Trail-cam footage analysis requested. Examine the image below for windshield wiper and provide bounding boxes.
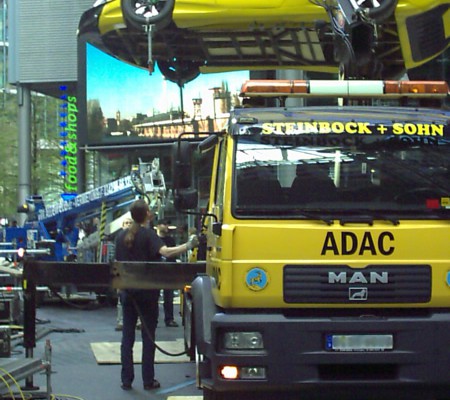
[338,210,399,226]
[235,207,334,225]
[296,210,334,225]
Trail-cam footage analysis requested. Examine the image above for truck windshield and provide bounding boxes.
[232,119,450,220]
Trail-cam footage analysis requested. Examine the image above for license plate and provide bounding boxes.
[326,334,393,352]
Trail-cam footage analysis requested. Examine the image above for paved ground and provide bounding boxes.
[12,295,201,400]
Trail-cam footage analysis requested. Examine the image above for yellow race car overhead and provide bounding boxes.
[80,0,449,84]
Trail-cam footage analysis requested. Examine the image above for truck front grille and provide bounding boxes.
[283,264,431,304]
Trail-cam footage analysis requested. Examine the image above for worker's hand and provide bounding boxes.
[186,235,199,250]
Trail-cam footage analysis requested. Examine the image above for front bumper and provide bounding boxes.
[201,310,450,399]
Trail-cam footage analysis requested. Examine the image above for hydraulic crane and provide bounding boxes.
[4,158,166,262]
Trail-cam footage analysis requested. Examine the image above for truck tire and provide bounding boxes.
[182,290,196,361]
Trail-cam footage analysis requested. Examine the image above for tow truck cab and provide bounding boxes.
[174,80,450,400]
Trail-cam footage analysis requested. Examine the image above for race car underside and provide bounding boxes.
[78,0,450,85]
[96,18,405,86]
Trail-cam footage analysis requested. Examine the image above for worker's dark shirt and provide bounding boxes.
[159,235,176,262]
[115,226,164,262]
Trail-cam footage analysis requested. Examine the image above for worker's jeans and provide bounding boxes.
[163,289,174,323]
[120,289,159,386]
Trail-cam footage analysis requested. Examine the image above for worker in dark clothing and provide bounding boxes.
[156,219,178,327]
[114,199,198,391]
[115,217,133,331]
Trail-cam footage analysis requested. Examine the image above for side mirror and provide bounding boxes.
[172,140,192,190]
[174,188,198,210]
[198,134,218,154]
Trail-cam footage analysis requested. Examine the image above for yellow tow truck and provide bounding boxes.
[173,79,450,400]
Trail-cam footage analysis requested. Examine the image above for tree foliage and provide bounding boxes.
[31,94,65,203]
[0,92,20,220]
[0,91,63,221]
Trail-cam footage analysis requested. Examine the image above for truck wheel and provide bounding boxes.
[195,346,204,388]
[121,0,175,30]
[182,291,195,361]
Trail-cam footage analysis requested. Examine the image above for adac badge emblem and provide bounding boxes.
[245,268,269,291]
[446,271,450,287]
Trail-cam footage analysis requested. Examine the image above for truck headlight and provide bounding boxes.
[222,331,264,350]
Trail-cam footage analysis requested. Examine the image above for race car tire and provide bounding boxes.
[121,0,175,30]
[157,59,201,86]
[365,0,398,23]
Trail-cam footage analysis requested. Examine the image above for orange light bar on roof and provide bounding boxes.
[384,81,449,96]
[240,80,450,98]
[241,80,309,96]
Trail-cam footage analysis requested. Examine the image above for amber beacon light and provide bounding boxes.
[240,80,450,99]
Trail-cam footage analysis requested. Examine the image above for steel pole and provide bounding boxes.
[17,84,32,226]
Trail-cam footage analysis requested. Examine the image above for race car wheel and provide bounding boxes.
[121,0,175,30]
[355,0,398,23]
[157,59,201,86]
